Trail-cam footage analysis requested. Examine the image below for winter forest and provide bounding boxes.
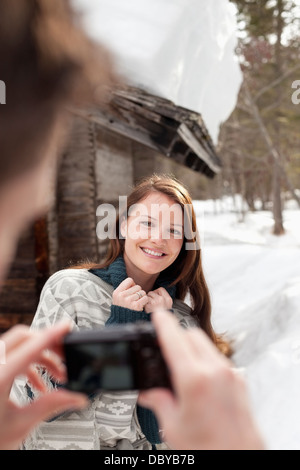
[215,0,300,235]
[200,0,300,450]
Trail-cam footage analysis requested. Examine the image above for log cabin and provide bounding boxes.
[0,86,221,332]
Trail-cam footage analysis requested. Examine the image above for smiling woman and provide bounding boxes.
[120,192,185,293]
[12,174,231,451]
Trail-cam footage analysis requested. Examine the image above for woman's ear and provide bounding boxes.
[120,217,127,239]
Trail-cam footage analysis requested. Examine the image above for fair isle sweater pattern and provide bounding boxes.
[11,268,197,450]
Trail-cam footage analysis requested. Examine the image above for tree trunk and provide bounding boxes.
[272,0,285,235]
[272,159,285,234]
[281,170,300,207]
[244,81,285,234]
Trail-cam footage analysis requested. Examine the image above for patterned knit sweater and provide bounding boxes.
[11,268,197,450]
[89,255,177,446]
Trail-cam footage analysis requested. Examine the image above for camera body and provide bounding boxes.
[63,322,172,394]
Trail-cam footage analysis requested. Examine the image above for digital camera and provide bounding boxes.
[63,322,172,394]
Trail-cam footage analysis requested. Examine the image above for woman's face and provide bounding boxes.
[121,191,184,277]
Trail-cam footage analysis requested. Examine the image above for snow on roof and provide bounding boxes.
[72,0,243,144]
[74,85,222,178]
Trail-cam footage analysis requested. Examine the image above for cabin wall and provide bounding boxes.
[0,227,38,332]
[95,127,134,260]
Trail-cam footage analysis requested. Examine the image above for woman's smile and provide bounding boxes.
[140,247,166,258]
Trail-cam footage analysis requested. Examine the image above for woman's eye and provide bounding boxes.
[170,228,182,236]
[140,220,152,227]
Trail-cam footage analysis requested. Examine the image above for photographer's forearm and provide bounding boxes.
[139,310,265,451]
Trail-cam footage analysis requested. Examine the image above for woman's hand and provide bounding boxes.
[112,278,148,311]
[144,287,173,314]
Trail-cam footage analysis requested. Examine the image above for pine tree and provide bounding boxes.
[220,0,300,234]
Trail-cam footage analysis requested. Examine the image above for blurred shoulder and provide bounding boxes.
[45,268,98,284]
[40,268,113,297]
[172,298,197,328]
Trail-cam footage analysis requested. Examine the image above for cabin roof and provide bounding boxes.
[73,85,222,179]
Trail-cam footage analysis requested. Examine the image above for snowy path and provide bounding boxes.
[195,200,300,450]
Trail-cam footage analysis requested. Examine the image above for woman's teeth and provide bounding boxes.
[142,248,164,257]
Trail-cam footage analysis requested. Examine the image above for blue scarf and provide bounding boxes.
[89,255,176,445]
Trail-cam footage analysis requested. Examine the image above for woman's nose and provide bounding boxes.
[151,227,166,243]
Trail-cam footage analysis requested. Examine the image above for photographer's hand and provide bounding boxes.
[0,321,88,450]
[144,288,173,314]
[138,310,265,450]
[112,278,149,312]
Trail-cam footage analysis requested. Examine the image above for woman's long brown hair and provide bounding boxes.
[76,174,231,357]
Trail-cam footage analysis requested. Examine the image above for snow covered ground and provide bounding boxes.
[194,197,300,450]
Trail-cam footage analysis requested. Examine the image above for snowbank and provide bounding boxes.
[196,198,300,450]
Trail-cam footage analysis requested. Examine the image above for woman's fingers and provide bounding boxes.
[113,278,150,311]
[114,277,136,292]
[145,288,173,312]
[128,289,146,300]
